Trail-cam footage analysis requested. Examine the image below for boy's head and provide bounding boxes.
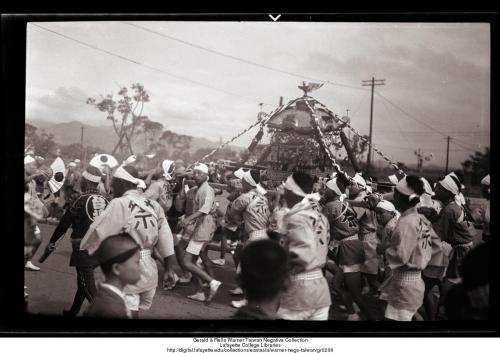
[238,239,290,302]
[96,233,141,285]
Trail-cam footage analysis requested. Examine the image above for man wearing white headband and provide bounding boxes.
[432,172,474,293]
[472,174,490,243]
[143,160,176,214]
[322,175,375,321]
[373,200,401,303]
[277,172,331,320]
[375,200,400,254]
[80,164,178,318]
[381,175,433,321]
[178,163,221,303]
[226,169,271,308]
[348,173,380,293]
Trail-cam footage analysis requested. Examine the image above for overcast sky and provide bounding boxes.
[26,21,490,169]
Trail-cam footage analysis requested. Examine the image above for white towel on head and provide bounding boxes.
[481,174,490,186]
[113,165,146,189]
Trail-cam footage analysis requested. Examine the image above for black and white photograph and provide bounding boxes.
[6,14,495,337]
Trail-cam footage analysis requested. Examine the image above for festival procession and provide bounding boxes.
[24,22,490,321]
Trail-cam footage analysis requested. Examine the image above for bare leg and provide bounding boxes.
[199,246,215,278]
[183,253,213,283]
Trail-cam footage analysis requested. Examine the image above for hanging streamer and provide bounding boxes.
[303,98,360,188]
[188,97,303,169]
[313,99,406,175]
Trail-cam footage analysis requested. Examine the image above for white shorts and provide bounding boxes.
[124,288,156,311]
[186,239,206,256]
[278,305,330,321]
[340,264,361,273]
[384,304,416,321]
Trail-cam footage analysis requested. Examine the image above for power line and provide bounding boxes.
[121,21,369,92]
[450,139,483,153]
[379,92,416,152]
[30,23,276,107]
[375,91,479,150]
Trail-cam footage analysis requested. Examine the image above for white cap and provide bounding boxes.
[24,155,36,165]
[376,200,396,213]
[68,162,77,167]
[74,159,81,163]
[193,163,209,174]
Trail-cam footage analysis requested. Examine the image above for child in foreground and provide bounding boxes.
[84,233,141,319]
[233,239,290,320]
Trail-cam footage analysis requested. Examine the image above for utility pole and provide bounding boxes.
[346,108,351,141]
[362,77,385,175]
[445,136,451,174]
[279,96,283,106]
[80,125,84,162]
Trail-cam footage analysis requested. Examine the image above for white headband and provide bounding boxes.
[326,178,347,202]
[352,173,367,188]
[193,163,209,174]
[234,168,245,179]
[395,177,419,201]
[481,174,490,186]
[242,170,257,187]
[113,165,146,189]
[256,183,267,195]
[82,170,102,183]
[439,175,460,196]
[420,177,434,196]
[24,155,35,165]
[123,155,137,166]
[162,160,175,181]
[283,175,307,197]
[388,175,399,185]
[376,200,396,213]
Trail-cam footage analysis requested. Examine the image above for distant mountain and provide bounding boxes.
[26,119,243,155]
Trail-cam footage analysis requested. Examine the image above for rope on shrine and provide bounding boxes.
[303,97,364,188]
[311,98,407,176]
[188,97,302,169]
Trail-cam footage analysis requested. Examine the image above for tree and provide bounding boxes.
[461,147,490,185]
[157,130,193,161]
[140,120,164,152]
[25,124,58,158]
[87,83,150,159]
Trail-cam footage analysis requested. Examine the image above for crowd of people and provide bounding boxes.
[23,152,490,321]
